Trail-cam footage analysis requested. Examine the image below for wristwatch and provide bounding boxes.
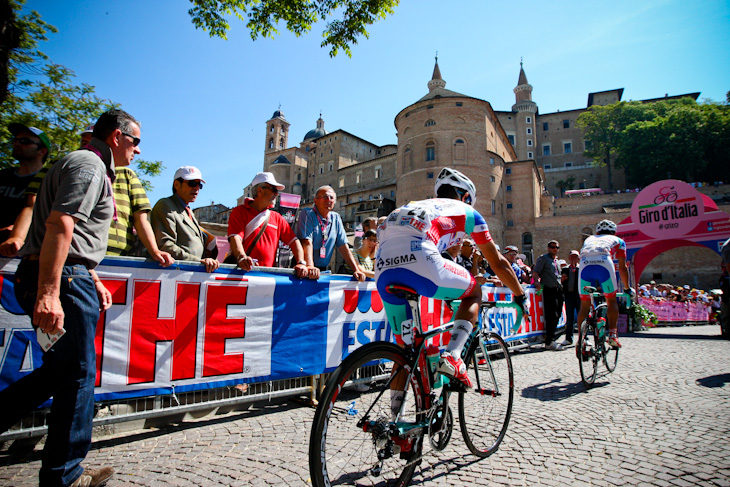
[296,260,308,266]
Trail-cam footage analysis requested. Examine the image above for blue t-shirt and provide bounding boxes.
[295,207,347,268]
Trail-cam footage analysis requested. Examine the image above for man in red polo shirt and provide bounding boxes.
[228,172,314,278]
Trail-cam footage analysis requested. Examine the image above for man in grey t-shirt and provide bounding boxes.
[0,109,141,487]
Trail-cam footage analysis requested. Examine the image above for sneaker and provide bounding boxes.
[545,341,562,351]
[437,353,473,388]
[561,339,573,347]
[70,466,115,487]
[608,336,622,349]
[478,358,487,365]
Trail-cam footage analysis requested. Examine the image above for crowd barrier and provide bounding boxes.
[0,257,561,440]
[638,296,710,323]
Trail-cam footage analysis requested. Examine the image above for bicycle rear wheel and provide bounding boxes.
[458,331,514,458]
[604,343,619,372]
[578,320,599,387]
[309,342,424,487]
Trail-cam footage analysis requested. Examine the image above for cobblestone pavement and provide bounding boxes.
[2,324,730,486]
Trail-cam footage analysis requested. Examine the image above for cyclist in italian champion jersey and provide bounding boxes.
[576,219,634,349]
[375,168,528,389]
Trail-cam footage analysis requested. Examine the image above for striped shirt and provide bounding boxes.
[106,167,151,256]
[25,159,54,196]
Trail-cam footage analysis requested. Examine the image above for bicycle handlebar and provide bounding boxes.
[482,300,529,334]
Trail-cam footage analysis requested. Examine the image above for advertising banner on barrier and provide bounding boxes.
[1,257,558,402]
[638,296,709,322]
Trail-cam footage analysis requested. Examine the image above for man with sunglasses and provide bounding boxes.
[1,109,143,487]
[228,172,313,278]
[150,166,219,272]
[533,239,565,350]
[0,123,51,243]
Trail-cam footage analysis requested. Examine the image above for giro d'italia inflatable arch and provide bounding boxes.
[616,180,730,284]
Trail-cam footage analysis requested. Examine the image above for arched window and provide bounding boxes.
[425,142,435,163]
[269,138,274,149]
[522,233,533,264]
[269,125,274,133]
[279,138,284,149]
[404,145,413,172]
[453,138,466,161]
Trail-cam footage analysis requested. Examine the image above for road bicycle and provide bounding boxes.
[576,287,631,388]
[309,284,527,487]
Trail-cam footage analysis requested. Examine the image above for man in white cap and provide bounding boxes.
[227,172,313,278]
[150,166,219,272]
[503,245,529,283]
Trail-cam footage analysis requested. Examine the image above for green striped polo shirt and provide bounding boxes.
[106,167,151,256]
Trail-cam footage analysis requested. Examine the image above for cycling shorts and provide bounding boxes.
[375,237,476,337]
[578,253,618,301]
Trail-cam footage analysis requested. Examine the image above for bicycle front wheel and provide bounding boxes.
[309,342,424,487]
[458,331,514,458]
[578,320,599,387]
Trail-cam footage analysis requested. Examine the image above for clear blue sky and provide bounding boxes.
[23,0,730,209]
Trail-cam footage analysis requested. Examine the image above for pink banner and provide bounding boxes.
[638,296,710,322]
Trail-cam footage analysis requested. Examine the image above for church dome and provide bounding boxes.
[272,109,285,119]
[303,127,327,142]
[303,114,327,142]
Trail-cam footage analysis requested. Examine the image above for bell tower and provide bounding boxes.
[265,106,290,153]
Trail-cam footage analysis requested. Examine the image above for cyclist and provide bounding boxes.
[576,219,634,349]
[375,168,528,389]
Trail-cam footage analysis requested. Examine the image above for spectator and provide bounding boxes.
[150,166,219,272]
[227,172,311,278]
[0,123,50,243]
[295,185,364,281]
[441,242,461,262]
[561,250,580,346]
[720,237,730,338]
[106,132,174,267]
[459,237,484,277]
[533,240,565,350]
[80,124,94,147]
[345,229,377,279]
[0,109,141,487]
[353,216,377,255]
[504,245,529,284]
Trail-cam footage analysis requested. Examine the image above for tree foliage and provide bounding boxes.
[577,98,730,188]
[188,0,400,57]
[0,0,163,188]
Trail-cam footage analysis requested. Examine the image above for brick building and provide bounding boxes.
[241,59,725,287]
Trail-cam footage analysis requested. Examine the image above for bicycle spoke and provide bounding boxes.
[310,342,424,487]
[459,332,514,458]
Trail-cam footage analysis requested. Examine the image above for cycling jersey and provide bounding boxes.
[375,198,491,337]
[579,234,627,300]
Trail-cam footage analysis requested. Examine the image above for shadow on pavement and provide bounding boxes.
[624,331,726,341]
[696,373,730,388]
[520,377,608,401]
[0,398,306,467]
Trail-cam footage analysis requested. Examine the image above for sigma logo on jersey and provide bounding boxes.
[376,254,417,270]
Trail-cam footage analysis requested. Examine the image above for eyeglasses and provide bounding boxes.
[122,132,141,146]
[548,245,559,249]
[263,185,279,194]
[462,243,472,248]
[13,137,42,146]
[366,238,378,243]
[185,180,203,189]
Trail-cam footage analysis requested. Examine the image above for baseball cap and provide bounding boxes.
[174,166,206,183]
[503,245,518,253]
[80,124,94,135]
[9,123,51,151]
[570,250,580,256]
[250,172,284,190]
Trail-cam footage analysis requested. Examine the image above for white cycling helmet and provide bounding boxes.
[595,219,617,234]
[434,167,477,206]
